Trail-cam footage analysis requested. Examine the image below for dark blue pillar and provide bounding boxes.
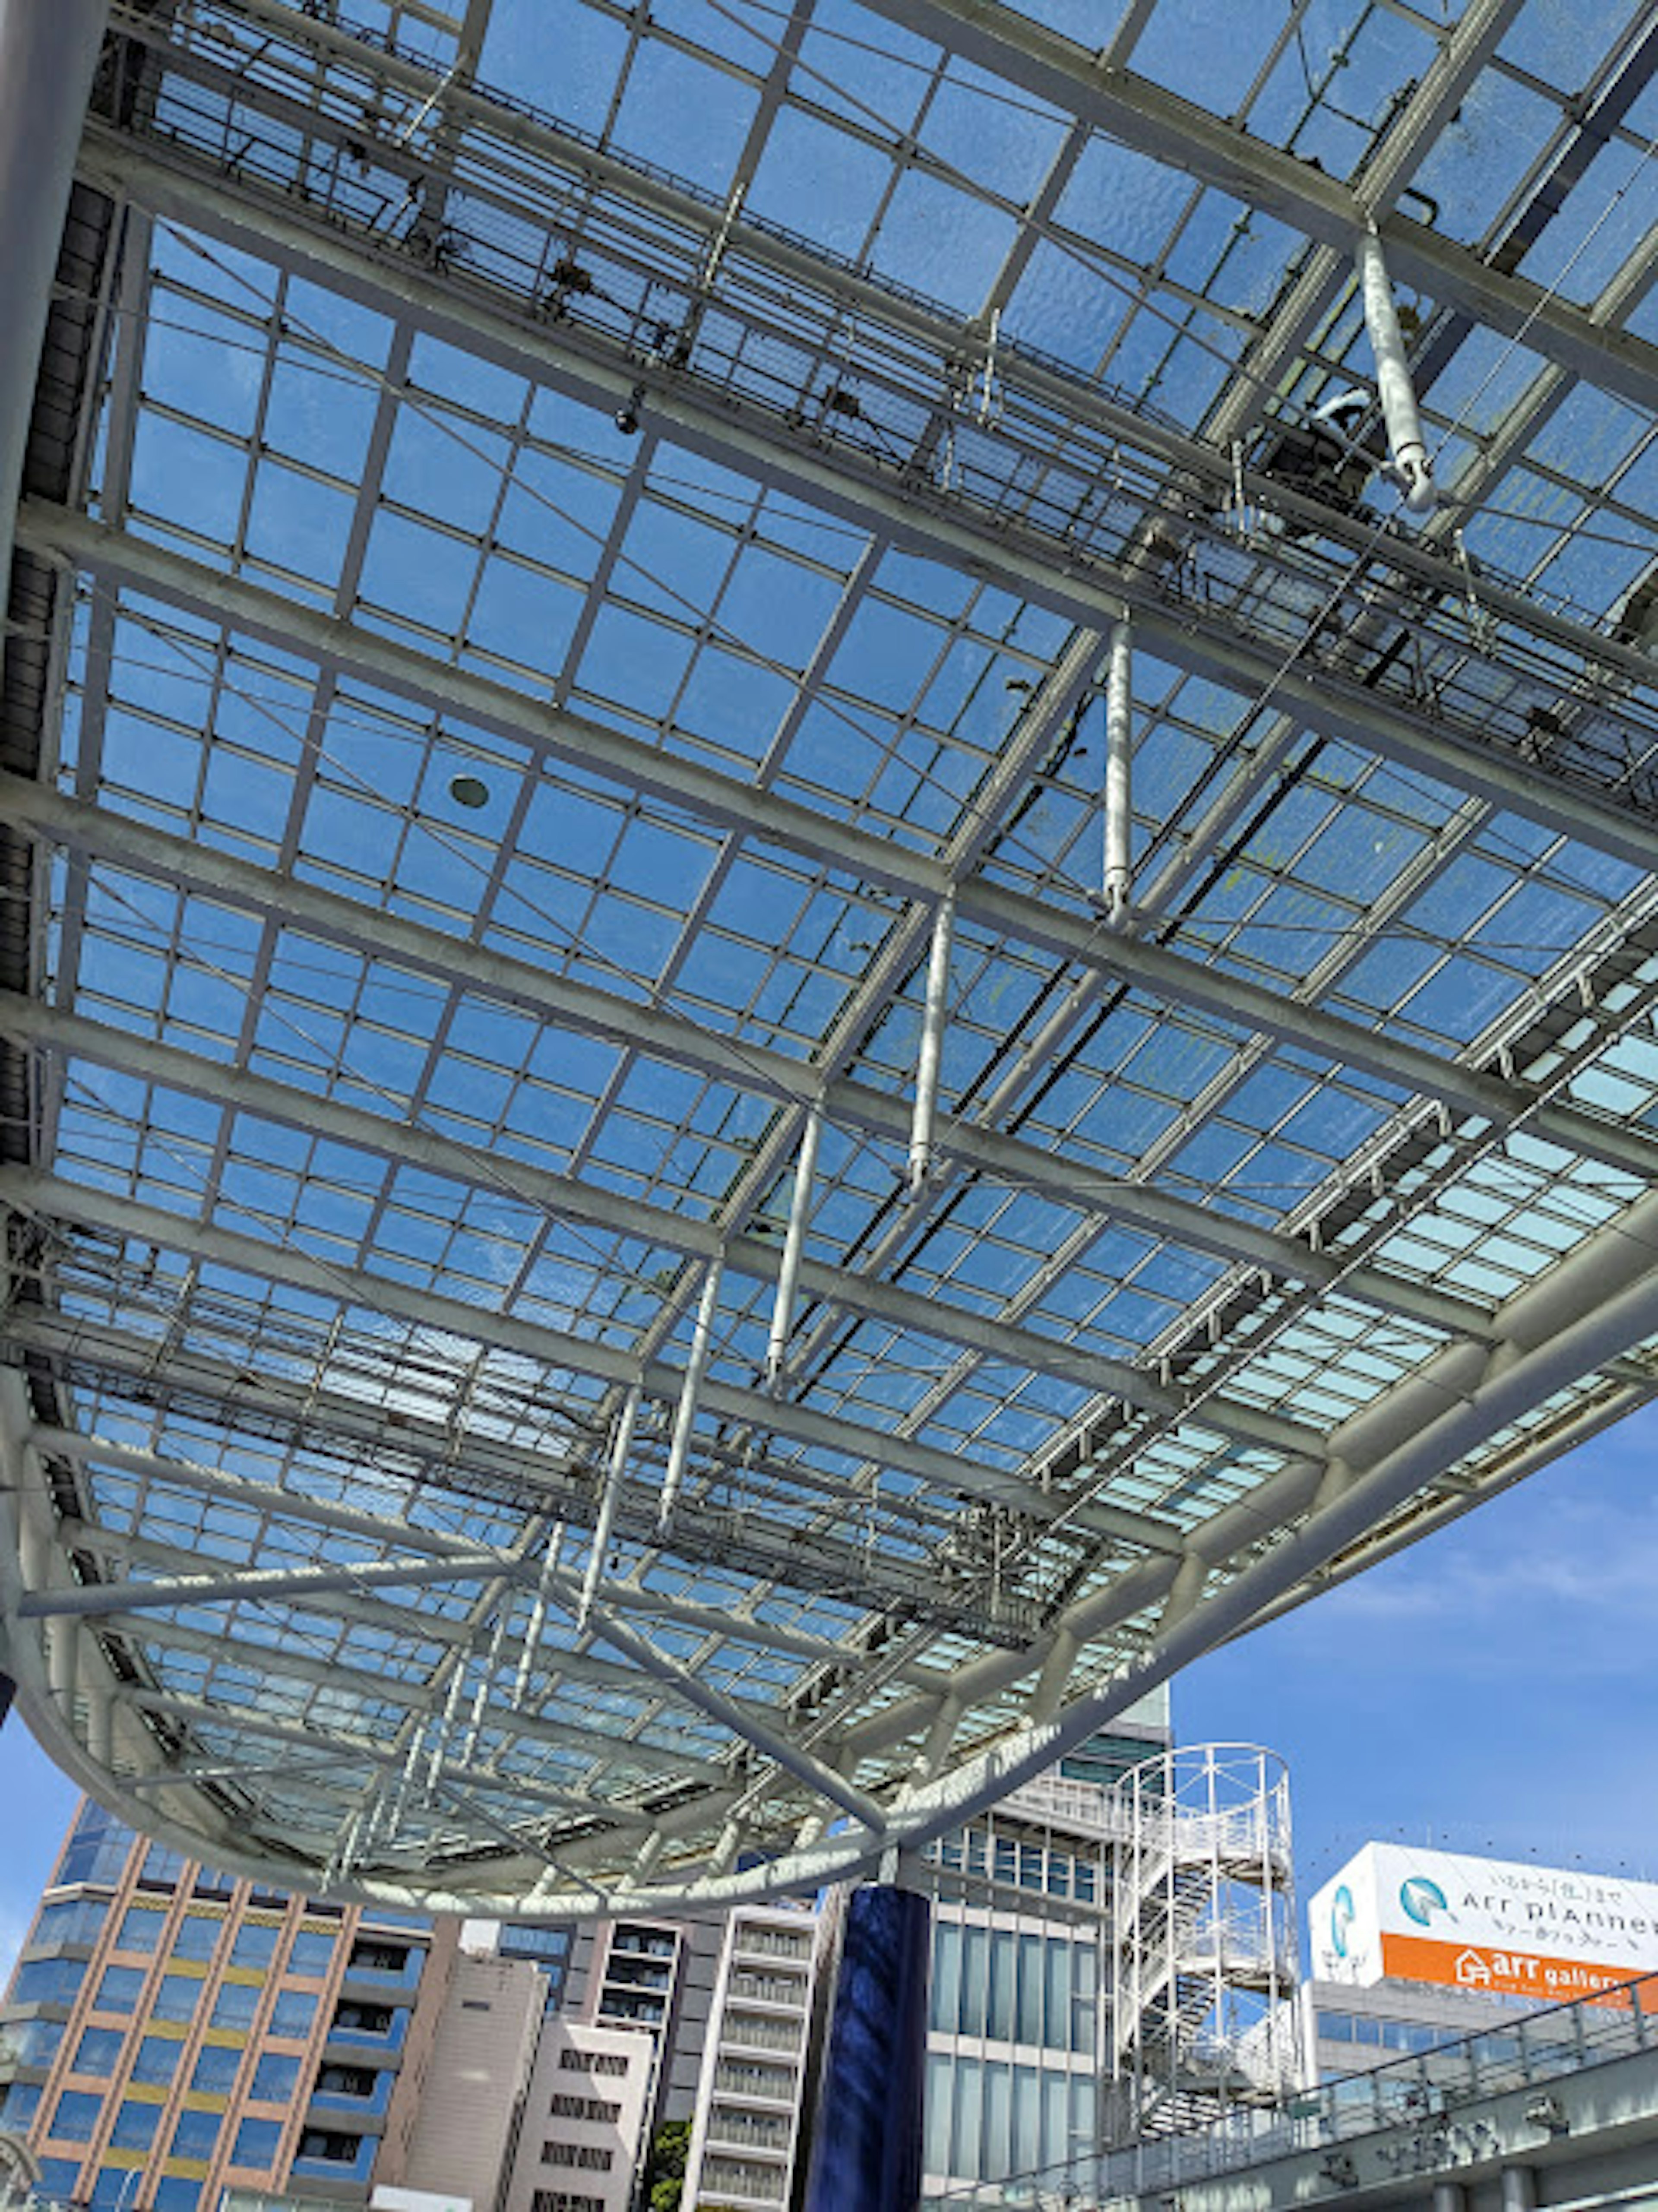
[803,1883,931,2212]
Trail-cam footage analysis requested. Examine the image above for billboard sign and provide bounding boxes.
[1308,1843,1658,2006]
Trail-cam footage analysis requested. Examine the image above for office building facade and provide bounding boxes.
[0,1801,454,2212]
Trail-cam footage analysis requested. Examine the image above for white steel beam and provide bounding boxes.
[16,1544,512,1620]
[0,779,1510,1337]
[37,147,1658,878]
[18,524,1658,1189]
[852,0,1658,416]
[0,1162,1143,1541]
[584,1600,888,1833]
[4,992,1310,1453]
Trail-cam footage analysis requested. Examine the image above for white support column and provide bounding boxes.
[0,0,109,620]
[658,1262,722,1533]
[578,1384,640,1629]
[907,890,955,1201]
[1101,620,1133,925]
[511,1519,563,1711]
[1358,228,1436,516]
[765,1105,823,1392]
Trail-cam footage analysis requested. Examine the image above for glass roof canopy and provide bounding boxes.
[2,0,1658,1912]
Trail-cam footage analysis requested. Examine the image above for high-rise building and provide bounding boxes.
[499,2020,655,2212]
[386,1953,544,2211]
[677,1905,826,2212]
[0,1801,458,2212]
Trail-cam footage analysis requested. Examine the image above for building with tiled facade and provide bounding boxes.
[0,1801,453,2212]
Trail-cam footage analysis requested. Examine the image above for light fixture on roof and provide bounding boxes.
[1357,227,1436,516]
[448,773,489,809]
[615,383,645,436]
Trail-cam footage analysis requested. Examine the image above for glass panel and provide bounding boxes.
[50,2090,104,2142]
[115,1906,166,1954]
[152,1974,201,2025]
[269,1989,318,2038]
[95,1965,147,2015]
[230,1924,280,1970]
[56,1804,131,1888]
[231,2119,283,2171]
[288,1930,336,1975]
[168,2108,221,2161]
[190,2044,243,2095]
[250,2053,300,2102]
[14,1957,89,2007]
[170,1915,221,1962]
[131,2035,183,2088]
[73,2026,127,2077]
[111,2102,161,2152]
[210,1981,261,2031]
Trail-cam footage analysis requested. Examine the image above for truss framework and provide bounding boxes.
[1,0,1657,1911]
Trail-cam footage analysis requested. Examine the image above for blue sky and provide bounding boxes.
[2,1397,1654,1985]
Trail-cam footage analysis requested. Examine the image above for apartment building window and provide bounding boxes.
[2,2017,65,2067]
[703,2157,785,2202]
[170,1914,222,1962]
[49,2090,102,2142]
[211,1982,262,2032]
[288,1930,336,1975]
[14,1957,88,2007]
[0,2080,39,2132]
[712,2058,793,2100]
[736,1927,812,1962]
[153,1972,203,2025]
[315,2061,377,2098]
[547,2093,621,2123]
[231,1923,281,1970]
[169,2108,222,2161]
[32,1897,111,1949]
[298,2128,366,2163]
[56,1804,129,1887]
[138,1843,188,1890]
[251,2053,301,2101]
[71,2026,125,2077]
[110,2101,161,2152]
[94,1964,144,2013]
[348,1939,410,1975]
[542,2141,613,2171]
[232,2118,284,2170]
[530,2193,604,2212]
[558,2048,630,2077]
[721,2011,800,2054]
[130,2035,183,2088]
[114,1904,165,1953]
[269,1989,318,2038]
[707,2108,791,2152]
[191,2044,244,2094]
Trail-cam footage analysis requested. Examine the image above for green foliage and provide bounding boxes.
[643,2117,691,2211]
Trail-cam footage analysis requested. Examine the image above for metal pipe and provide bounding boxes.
[0,0,110,639]
[907,891,955,1200]
[1358,228,1435,515]
[511,1520,563,1711]
[17,1545,509,1620]
[765,1106,823,1391]
[578,1384,640,1629]
[658,1264,722,1532]
[1102,620,1133,924]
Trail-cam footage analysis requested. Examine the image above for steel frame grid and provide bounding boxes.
[1,0,1657,1913]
